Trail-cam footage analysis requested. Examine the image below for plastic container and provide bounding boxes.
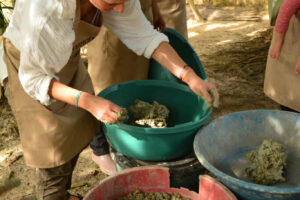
[98,80,211,161]
[83,166,237,200]
[149,28,207,82]
[194,110,300,200]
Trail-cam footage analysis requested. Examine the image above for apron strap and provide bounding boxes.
[91,9,101,26]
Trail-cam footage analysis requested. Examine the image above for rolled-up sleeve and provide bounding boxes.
[5,0,75,106]
[102,0,169,58]
[18,53,58,106]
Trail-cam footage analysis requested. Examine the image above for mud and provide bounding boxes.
[245,140,287,185]
[118,190,190,200]
[129,100,169,128]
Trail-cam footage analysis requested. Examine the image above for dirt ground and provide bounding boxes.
[0,5,279,200]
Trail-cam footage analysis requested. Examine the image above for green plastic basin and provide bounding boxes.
[98,80,212,161]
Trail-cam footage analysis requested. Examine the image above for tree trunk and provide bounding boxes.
[188,0,204,22]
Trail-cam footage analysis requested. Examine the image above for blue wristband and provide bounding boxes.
[75,91,83,108]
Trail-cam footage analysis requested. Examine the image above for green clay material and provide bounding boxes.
[245,139,287,185]
[118,190,190,200]
[129,100,169,128]
[208,88,219,108]
[116,107,129,122]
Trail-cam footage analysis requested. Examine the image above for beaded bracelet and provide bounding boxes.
[75,91,83,108]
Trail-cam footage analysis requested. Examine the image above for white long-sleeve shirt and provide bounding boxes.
[1,0,168,105]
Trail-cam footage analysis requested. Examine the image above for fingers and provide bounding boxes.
[115,107,129,122]
[196,89,212,109]
[99,107,129,125]
[208,88,220,108]
[153,16,166,32]
[98,106,119,124]
[196,87,219,109]
[154,22,165,32]
[99,112,118,125]
[270,49,279,60]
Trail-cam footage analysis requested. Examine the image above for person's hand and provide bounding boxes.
[295,54,300,74]
[182,68,219,108]
[269,43,282,60]
[270,31,285,60]
[80,94,122,124]
[152,0,166,32]
[153,13,166,32]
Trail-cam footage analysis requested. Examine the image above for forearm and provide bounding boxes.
[48,79,93,111]
[151,42,187,79]
[152,42,219,107]
[152,0,158,12]
[274,31,285,46]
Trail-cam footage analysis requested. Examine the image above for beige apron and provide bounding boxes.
[3,0,101,168]
[264,15,300,111]
[87,0,153,94]
[157,0,188,39]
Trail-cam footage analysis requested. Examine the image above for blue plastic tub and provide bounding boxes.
[194,110,300,200]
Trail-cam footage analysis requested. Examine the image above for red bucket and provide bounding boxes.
[84,166,237,200]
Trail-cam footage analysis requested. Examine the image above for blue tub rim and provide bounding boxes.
[193,109,300,194]
[98,80,212,135]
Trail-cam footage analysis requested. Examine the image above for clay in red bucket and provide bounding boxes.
[83,166,237,200]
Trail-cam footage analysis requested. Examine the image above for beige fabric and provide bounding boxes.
[3,0,100,168]
[157,0,188,39]
[87,0,153,95]
[264,15,300,111]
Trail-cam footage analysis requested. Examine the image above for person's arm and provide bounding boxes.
[151,0,166,32]
[102,0,218,107]
[275,0,300,34]
[152,42,219,107]
[269,31,285,60]
[48,79,121,123]
[270,0,300,60]
[15,1,122,124]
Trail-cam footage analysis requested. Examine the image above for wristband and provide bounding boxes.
[182,67,192,82]
[75,91,83,108]
[179,65,188,80]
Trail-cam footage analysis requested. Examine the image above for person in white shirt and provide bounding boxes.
[88,0,189,176]
[2,0,218,199]
[87,0,167,176]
